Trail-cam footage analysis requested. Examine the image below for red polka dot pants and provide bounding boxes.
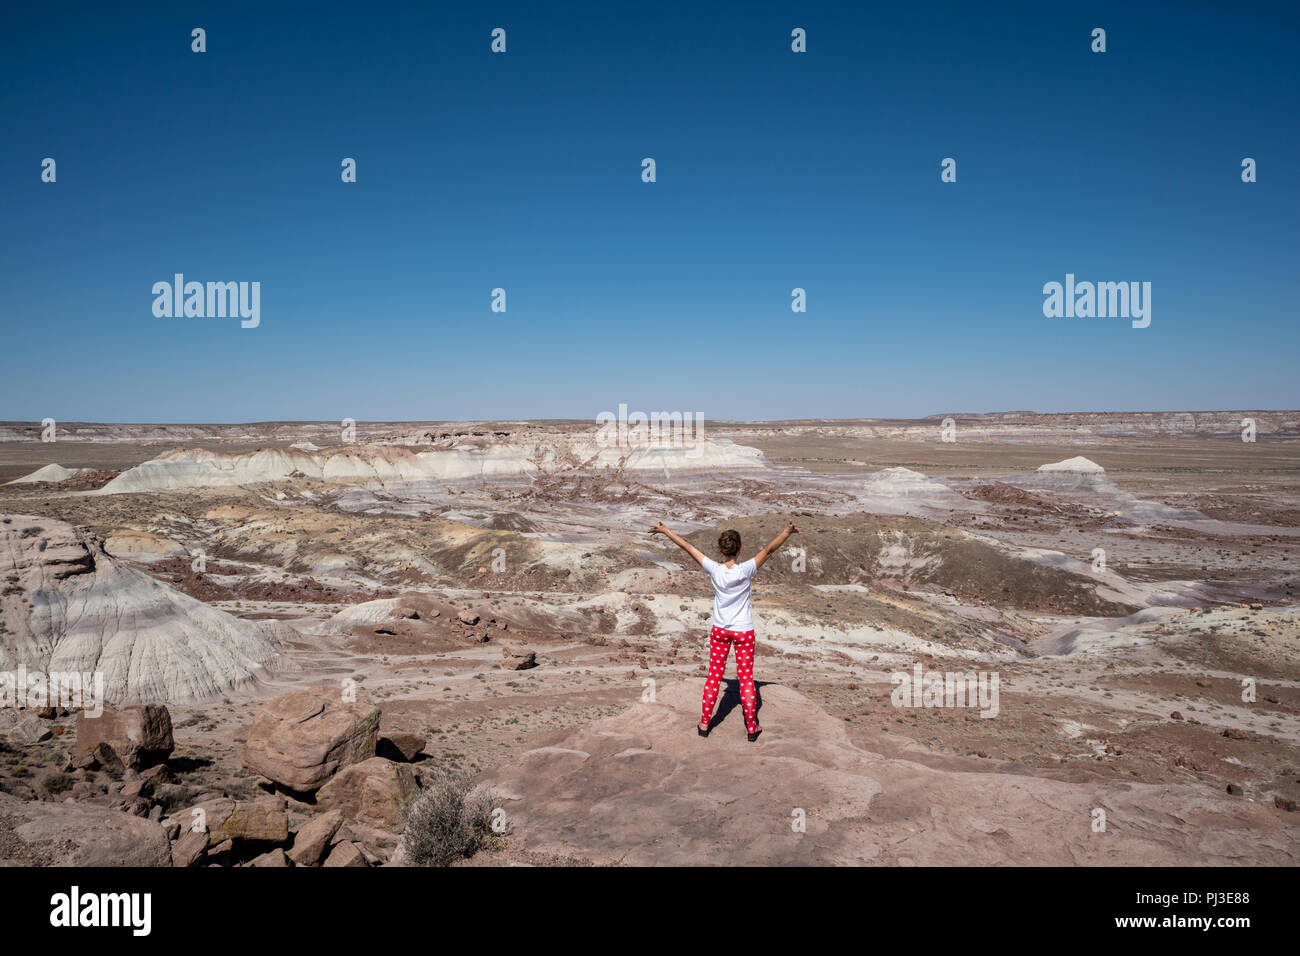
[701,625,758,734]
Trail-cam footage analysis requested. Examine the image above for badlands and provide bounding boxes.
[0,411,1297,866]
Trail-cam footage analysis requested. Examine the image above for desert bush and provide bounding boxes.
[401,769,497,867]
[40,770,73,794]
[224,777,256,800]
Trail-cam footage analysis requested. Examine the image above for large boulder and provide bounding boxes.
[75,704,173,770]
[0,791,171,866]
[501,644,537,671]
[243,688,380,792]
[317,757,420,831]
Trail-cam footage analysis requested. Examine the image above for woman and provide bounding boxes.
[649,520,799,741]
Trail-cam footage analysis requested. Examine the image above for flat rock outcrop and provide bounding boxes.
[0,792,172,866]
[476,680,1300,866]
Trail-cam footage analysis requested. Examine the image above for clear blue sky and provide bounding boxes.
[2,1,1297,422]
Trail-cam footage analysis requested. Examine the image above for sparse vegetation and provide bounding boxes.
[400,769,497,867]
[40,770,73,794]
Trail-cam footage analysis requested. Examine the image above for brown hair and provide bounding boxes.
[718,529,741,558]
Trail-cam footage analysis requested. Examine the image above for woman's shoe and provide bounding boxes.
[698,723,711,737]
[747,727,762,742]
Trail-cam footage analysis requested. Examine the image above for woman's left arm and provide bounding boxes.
[649,521,707,567]
[753,521,799,570]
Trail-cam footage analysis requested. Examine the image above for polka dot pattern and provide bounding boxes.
[700,625,759,735]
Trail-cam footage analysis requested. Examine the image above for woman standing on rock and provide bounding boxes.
[648,520,799,742]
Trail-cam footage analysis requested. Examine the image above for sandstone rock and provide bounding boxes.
[221,799,288,844]
[247,848,290,867]
[317,757,420,831]
[501,645,537,670]
[167,796,289,848]
[0,791,171,866]
[475,680,1300,866]
[76,704,174,770]
[457,610,480,625]
[65,747,99,771]
[288,809,345,866]
[377,732,425,762]
[243,688,380,792]
[140,764,175,785]
[120,779,152,799]
[322,841,367,867]
[92,742,126,775]
[171,827,208,867]
[121,797,151,818]
[70,781,98,800]
[9,715,51,744]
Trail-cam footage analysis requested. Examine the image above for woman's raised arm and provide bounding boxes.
[648,521,707,567]
[753,521,799,570]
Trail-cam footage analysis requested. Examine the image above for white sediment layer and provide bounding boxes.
[861,467,952,496]
[7,464,93,485]
[1038,456,1105,473]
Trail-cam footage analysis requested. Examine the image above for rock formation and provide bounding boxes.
[0,515,280,704]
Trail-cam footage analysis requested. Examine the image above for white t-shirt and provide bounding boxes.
[700,556,758,630]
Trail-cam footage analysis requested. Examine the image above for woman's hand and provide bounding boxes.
[786,521,800,535]
[649,522,668,535]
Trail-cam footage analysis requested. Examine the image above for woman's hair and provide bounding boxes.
[718,529,741,558]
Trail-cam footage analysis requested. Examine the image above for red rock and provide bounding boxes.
[76,705,174,770]
[243,688,380,792]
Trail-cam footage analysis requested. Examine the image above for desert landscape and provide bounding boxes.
[0,411,1296,867]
